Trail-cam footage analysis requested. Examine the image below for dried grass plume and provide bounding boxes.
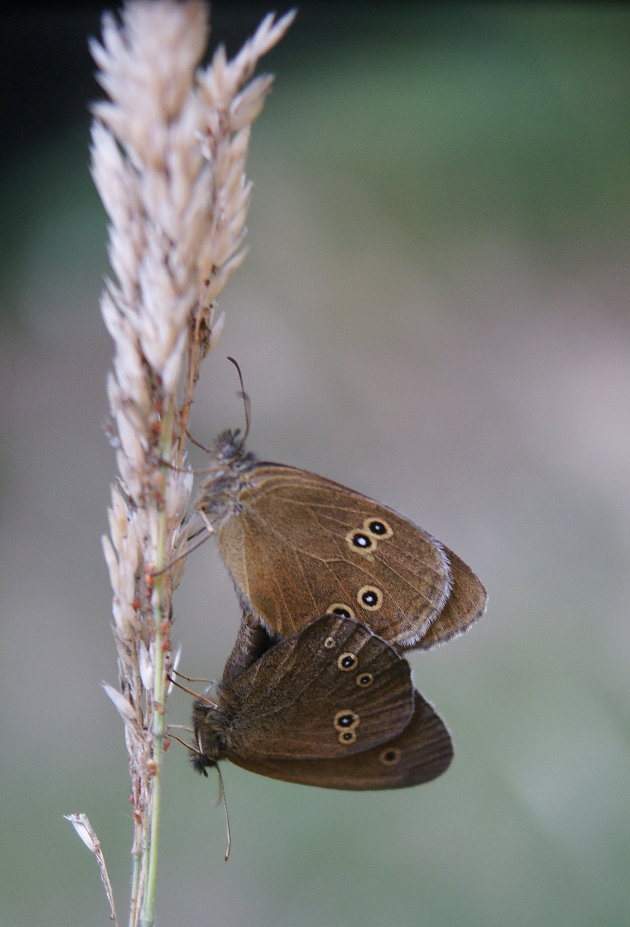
[65,3,295,924]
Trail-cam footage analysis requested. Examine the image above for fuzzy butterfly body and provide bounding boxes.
[192,614,453,790]
[197,430,487,652]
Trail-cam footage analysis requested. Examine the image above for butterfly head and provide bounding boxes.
[210,429,256,469]
[190,750,215,776]
[191,699,230,775]
[202,357,256,476]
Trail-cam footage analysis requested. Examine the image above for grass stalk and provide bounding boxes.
[65,3,295,924]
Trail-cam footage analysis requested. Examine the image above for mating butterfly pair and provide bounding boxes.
[188,430,486,791]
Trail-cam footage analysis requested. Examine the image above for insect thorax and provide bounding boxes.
[196,429,257,524]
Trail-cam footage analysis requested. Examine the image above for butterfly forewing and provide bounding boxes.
[215,465,457,649]
[221,614,415,762]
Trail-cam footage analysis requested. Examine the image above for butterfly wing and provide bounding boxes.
[220,611,279,685]
[235,691,453,790]
[417,549,487,649]
[220,614,415,764]
[214,464,485,651]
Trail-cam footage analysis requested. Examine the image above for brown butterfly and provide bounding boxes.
[191,613,453,790]
[196,430,487,653]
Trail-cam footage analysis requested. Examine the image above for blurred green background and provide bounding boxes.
[1,3,629,926]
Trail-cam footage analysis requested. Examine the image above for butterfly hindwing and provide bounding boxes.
[416,548,487,649]
[234,692,453,790]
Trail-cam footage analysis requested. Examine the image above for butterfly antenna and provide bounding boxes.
[213,763,232,862]
[165,722,232,860]
[227,356,251,447]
